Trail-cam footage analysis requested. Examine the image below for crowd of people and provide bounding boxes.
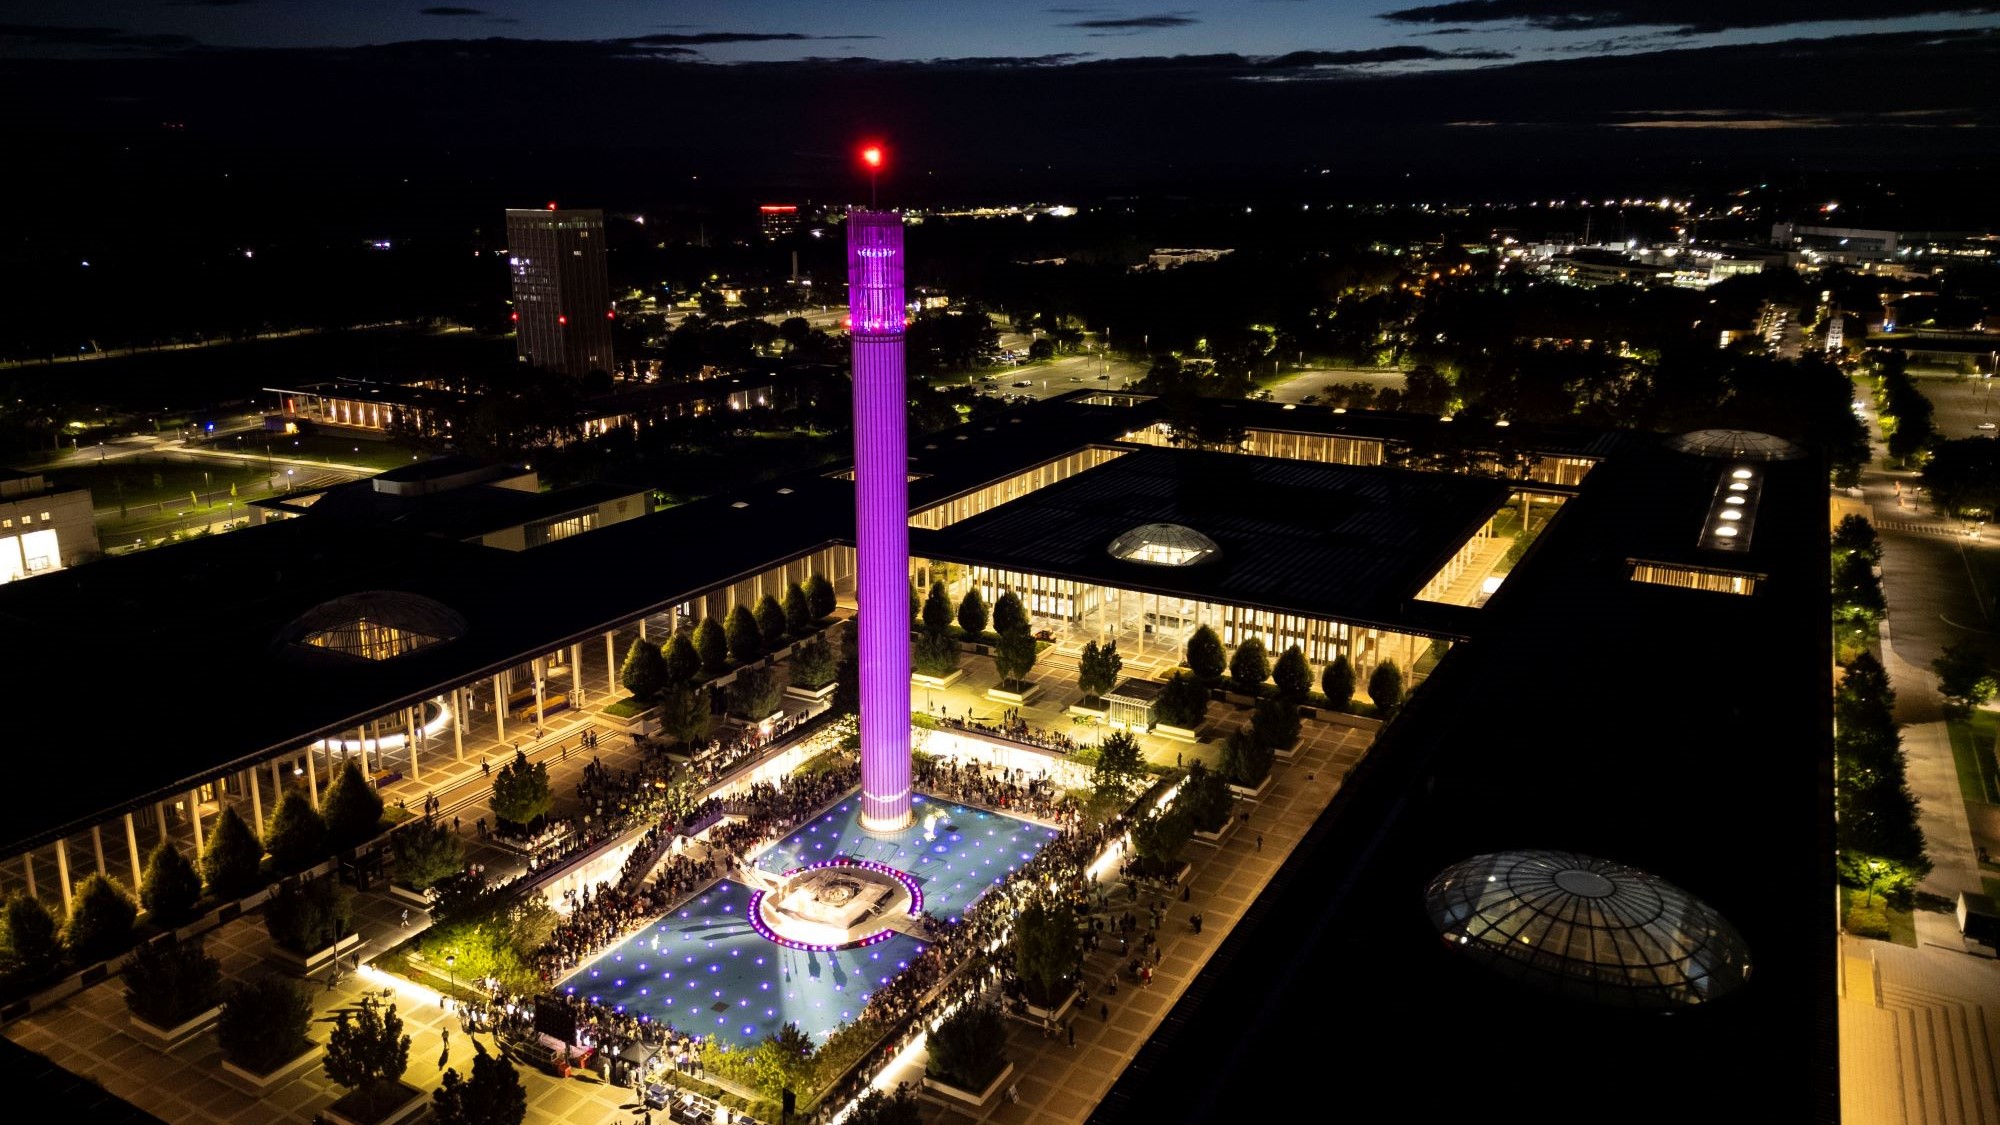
[932,710,1085,754]
[913,756,1077,823]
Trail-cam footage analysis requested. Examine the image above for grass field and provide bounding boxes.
[47,456,278,512]
[1945,711,2000,803]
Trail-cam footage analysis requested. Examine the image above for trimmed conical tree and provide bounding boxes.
[992,591,1028,636]
[921,581,955,637]
[1320,655,1355,713]
[1367,659,1405,719]
[663,632,701,688]
[725,603,762,665]
[692,618,728,675]
[200,807,264,900]
[619,637,668,701]
[754,594,787,648]
[783,582,813,637]
[1185,625,1225,683]
[265,792,330,872]
[1272,644,1312,699]
[1228,637,1270,696]
[140,841,203,928]
[62,874,137,964]
[957,588,988,638]
[805,573,836,621]
[321,760,386,851]
[3,893,63,978]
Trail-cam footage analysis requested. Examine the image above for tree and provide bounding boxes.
[200,806,264,900]
[657,683,713,748]
[325,998,412,1108]
[921,580,955,637]
[264,877,353,955]
[1012,900,1080,1008]
[321,760,385,851]
[1186,625,1226,684]
[1177,762,1233,833]
[835,619,860,711]
[139,842,203,927]
[725,603,763,665]
[1229,637,1270,696]
[845,1087,924,1125]
[1832,551,1885,623]
[1093,730,1146,793]
[913,630,961,677]
[490,750,553,830]
[805,573,836,620]
[1932,641,1997,714]
[692,617,729,675]
[217,976,314,1075]
[265,792,329,873]
[1251,695,1301,752]
[1219,726,1273,789]
[790,635,837,689]
[433,1041,527,1125]
[957,587,989,638]
[1272,644,1312,699]
[1077,639,1123,701]
[1368,660,1405,718]
[993,626,1038,690]
[123,936,222,1029]
[1832,514,1880,561]
[730,665,784,718]
[62,874,137,964]
[1155,671,1210,730]
[783,582,814,637]
[925,1002,1009,1091]
[992,590,1028,636]
[3,893,62,979]
[663,632,702,688]
[1130,806,1193,876]
[754,594,788,648]
[1923,435,2000,515]
[1320,655,1355,712]
[391,818,465,892]
[750,1022,816,1103]
[620,638,669,700]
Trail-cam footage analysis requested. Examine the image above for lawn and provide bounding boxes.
[215,431,420,471]
[1841,887,1918,947]
[45,456,275,512]
[1944,711,2000,803]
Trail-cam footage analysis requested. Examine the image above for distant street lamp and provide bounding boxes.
[1864,860,1886,907]
[446,953,456,1010]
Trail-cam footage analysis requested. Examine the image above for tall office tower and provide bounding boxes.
[849,209,913,833]
[759,205,801,240]
[505,206,614,377]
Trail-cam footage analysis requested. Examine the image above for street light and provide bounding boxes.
[446,953,456,1011]
[1865,860,1886,907]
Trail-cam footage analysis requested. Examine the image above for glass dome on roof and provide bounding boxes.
[1107,523,1219,567]
[281,590,466,663]
[1668,429,1801,461]
[1424,850,1752,1010]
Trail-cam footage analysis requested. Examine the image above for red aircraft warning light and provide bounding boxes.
[861,145,883,170]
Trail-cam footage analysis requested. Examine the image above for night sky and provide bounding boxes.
[4,0,1998,63]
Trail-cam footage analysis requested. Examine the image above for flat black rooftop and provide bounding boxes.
[296,479,648,540]
[912,445,1508,632]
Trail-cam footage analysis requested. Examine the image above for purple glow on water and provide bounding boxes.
[850,209,912,831]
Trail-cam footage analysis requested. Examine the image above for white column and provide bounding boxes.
[605,631,617,694]
[248,767,264,840]
[189,790,204,855]
[494,675,507,743]
[22,851,36,900]
[91,825,106,875]
[124,814,141,881]
[408,706,422,782]
[572,644,585,708]
[272,758,285,802]
[533,657,546,730]
[55,839,72,916]
[453,688,465,761]
[306,750,319,805]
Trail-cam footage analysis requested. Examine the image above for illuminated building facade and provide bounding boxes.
[848,209,914,832]
[759,205,802,239]
[505,206,614,377]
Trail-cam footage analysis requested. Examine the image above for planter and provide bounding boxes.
[912,669,965,690]
[1132,861,1192,890]
[220,1043,320,1093]
[1227,774,1272,802]
[1022,985,1079,1025]
[985,684,1042,706]
[270,932,359,977]
[386,883,433,910]
[1153,723,1200,743]
[784,681,838,703]
[923,1060,1014,1107]
[1271,738,1300,763]
[129,1004,222,1050]
[1191,817,1240,848]
[322,1081,427,1125]
[1067,704,1109,722]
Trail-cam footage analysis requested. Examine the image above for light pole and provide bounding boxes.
[446,953,456,1011]
[1865,860,1885,907]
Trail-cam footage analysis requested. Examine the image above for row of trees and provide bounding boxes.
[1,759,389,991]
[1182,625,1404,718]
[913,582,1039,690]
[1872,350,1937,468]
[621,574,839,701]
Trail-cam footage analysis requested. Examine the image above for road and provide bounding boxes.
[1264,366,1408,404]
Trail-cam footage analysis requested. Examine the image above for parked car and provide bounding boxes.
[1012,380,1033,388]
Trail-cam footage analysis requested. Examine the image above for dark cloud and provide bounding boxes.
[1412,27,1475,35]
[1064,14,1201,29]
[0,23,198,50]
[418,7,485,15]
[1379,0,2000,35]
[486,17,519,25]
[1260,44,1510,65]
[621,31,879,46]
[163,1,256,6]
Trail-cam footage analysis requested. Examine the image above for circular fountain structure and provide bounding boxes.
[749,858,923,952]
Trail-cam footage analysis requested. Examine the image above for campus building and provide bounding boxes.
[0,395,1830,1118]
[0,469,97,584]
[505,207,614,377]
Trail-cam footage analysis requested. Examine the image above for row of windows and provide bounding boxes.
[1630,562,1759,596]
[0,511,53,528]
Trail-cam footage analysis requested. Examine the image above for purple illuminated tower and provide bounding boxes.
[849,209,913,833]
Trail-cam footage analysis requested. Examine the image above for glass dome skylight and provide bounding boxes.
[1107,523,1219,567]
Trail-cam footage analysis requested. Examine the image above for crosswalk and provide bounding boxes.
[1875,519,1962,537]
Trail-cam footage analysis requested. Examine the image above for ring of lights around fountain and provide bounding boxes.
[749,858,924,952]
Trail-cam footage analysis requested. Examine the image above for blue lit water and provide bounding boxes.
[566,793,1058,1046]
